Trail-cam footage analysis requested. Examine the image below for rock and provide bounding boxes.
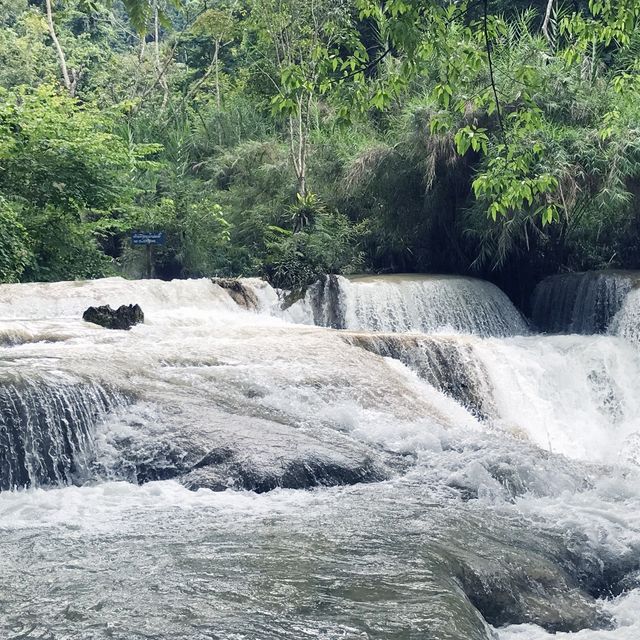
[82,304,144,330]
[212,277,259,310]
[96,400,390,492]
[180,452,385,493]
[454,552,605,633]
[436,518,621,635]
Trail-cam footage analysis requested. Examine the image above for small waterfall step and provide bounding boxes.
[531,270,640,335]
[0,374,129,490]
[343,332,494,420]
[304,274,528,337]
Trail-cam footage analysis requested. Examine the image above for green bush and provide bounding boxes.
[0,200,31,283]
[22,207,114,282]
[263,206,362,292]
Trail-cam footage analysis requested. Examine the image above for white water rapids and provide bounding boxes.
[1,274,640,639]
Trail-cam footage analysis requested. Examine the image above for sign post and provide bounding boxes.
[131,232,165,279]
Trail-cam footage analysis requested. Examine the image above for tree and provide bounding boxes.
[0,199,31,282]
[0,84,157,280]
[44,0,77,95]
[247,0,356,199]
[0,85,134,209]
[3,0,640,289]
[331,0,640,226]
[188,6,236,108]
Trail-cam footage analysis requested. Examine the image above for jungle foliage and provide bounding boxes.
[1,0,640,300]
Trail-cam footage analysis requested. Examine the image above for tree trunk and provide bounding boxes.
[45,0,76,96]
[154,6,169,108]
[289,94,308,199]
[297,173,307,199]
[214,39,221,109]
[541,0,555,50]
[183,39,223,140]
[288,122,307,199]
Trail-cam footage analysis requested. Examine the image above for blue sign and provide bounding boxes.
[132,232,165,245]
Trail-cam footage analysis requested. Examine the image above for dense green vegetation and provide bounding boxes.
[1,0,640,302]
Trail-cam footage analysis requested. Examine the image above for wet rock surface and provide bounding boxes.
[309,274,345,328]
[346,332,494,420]
[83,303,144,330]
[181,455,384,492]
[96,400,389,492]
[212,277,259,310]
[453,550,604,632]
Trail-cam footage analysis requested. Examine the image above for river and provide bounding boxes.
[1,273,639,639]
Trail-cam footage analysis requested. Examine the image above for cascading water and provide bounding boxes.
[343,332,495,420]
[299,273,529,336]
[530,270,640,334]
[1,274,640,639]
[0,375,128,489]
[611,288,640,347]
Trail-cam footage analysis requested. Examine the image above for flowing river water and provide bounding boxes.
[1,273,640,640]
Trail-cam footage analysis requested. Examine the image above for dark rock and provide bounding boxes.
[180,453,385,493]
[611,569,640,596]
[562,531,640,600]
[83,304,144,330]
[454,552,604,633]
[98,401,390,493]
[310,274,345,328]
[212,278,259,310]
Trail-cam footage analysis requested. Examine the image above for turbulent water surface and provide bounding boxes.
[1,274,640,639]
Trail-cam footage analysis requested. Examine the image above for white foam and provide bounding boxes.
[297,274,529,336]
[498,590,640,639]
[612,288,640,347]
[471,335,640,463]
[0,480,318,532]
[0,277,239,321]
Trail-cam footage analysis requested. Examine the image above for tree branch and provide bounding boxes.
[45,0,76,96]
[134,5,211,112]
[337,47,391,82]
[445,0,486,26]
[542,0,555,48]
[483,0,507,147]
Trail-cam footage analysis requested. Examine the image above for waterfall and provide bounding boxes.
[0,274,527,338]
[0,375,128,490]
[302,274,528,337]
[531,271,639,334]
[469,335,640,463]
[2,275,640,639]
[611,288,640,347]
[345,331,640,464]
[344,333,494,420]
[0,276,239,320]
